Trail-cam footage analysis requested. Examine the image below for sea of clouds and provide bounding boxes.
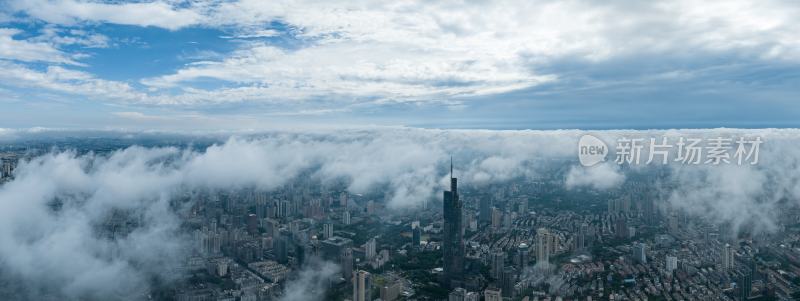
[1,128,799,299]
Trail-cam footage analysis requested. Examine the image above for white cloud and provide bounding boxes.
[4,0,800,107]
[0,61,145,102]
[4,128,800,298]
[0,128,574,298]
[0,28,80,65]
[136,0,800,104]
[565,162,625,190]
[33,27,111,48]
[10,0,203,30]
[141,42,553,102]
[278,260,340,301]
[220,29,281,39]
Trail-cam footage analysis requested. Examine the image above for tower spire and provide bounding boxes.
[450,156,453,179]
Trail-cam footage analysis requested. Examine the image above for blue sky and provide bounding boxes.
[0,0,799,130]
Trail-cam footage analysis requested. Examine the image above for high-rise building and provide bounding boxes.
[576,222,589,251]
[342,211,351,225]
[738,271,752,300]
[491,208,502,231]
[479,198,492,223]
[342,247,354,282]
[323,223,334,240]
[340,192,348,207]
[615,217,628,239]
[666,255,678,274]
[442,159,465,288]
[633,242,647,264]
[721,243,735,271]
[380,280,402,301]
[412,226,421,249]
[320,236,354,281]
[517,199,528,215]
[274,234,289,264]
[516,242,530,269]
[246,214,258,235]
[484,288,502,301]
[0,154,16,180]
[491,250,505,280]
[365,237,376,260]
[278,200,290,218]
[739,255,755,300]
[264,219,279,238]
[449,288,467,301]
[501,267,516,297]
[536,228,551,264]
[352,270,371,301]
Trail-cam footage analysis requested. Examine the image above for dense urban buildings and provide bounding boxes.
[2,134,800,301]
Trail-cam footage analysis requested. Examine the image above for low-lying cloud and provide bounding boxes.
[1,128,800,298]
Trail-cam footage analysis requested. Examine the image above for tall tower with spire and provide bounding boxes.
[443,157,464,288]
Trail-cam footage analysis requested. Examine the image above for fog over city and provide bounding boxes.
[1,128,799,299]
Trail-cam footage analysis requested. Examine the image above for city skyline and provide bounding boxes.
[2,1,800,300]
[1,128,800,300]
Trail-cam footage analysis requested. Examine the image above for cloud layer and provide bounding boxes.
[1,0,799,120]
[2,128,800,298]
[0,128,577,299]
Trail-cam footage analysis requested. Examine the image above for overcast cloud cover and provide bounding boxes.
[1,128,800,299]
[0,0,799,128]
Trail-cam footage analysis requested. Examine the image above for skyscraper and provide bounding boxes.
[352,270,371,301]
[365,237,376,260]
[516,242,530,269]
[536,228,551,264]
[738,270,752,300]
[576,222,589,251]
[721,243,735,271]
[323,223,334,240]
[479,198,492,224]
[443,158,465,288]
[412,226,421,249]
[246,214,258,235]
[633,242,647,264]
[739,255,755,300]
[501,267,516,297]
[491,250,505,280]
[342,211,351,225]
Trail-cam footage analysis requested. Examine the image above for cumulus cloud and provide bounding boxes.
[0,28,80,65]
[9,0,202,30]
[0,61,145,103]
[565,162,625,190]
[278,260,339,301]
[32,27,111,48]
